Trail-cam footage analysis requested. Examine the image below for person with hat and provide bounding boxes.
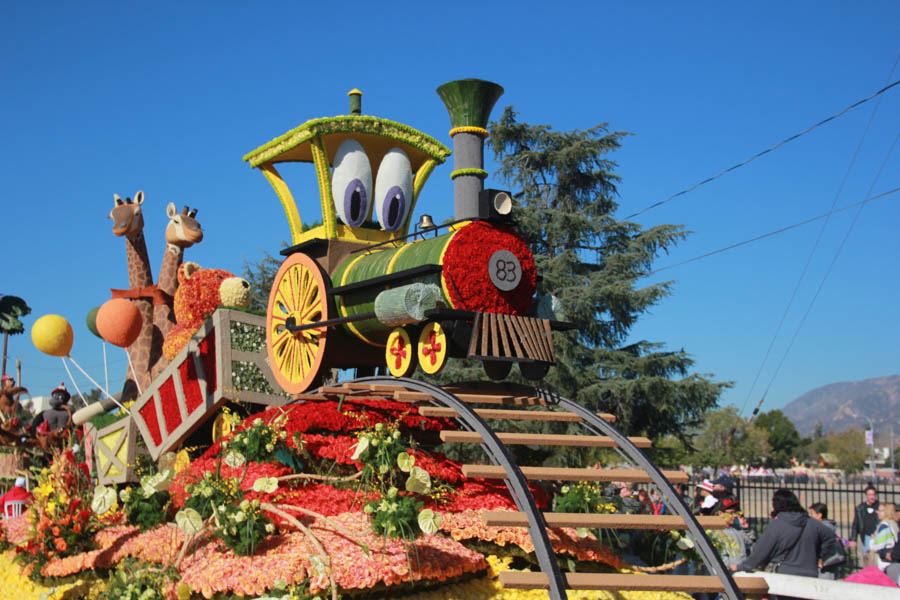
[30,382,73,451]
[0,476,33,517]
[694,479,718,515]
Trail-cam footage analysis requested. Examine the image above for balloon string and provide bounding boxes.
[127,352,143,396]
[103,341,109,397]
[66,356,130,414]
[61,358,87,409]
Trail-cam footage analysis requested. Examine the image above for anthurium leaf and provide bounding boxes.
[252,476,279,493]
[175,508,203,534]
[91,485,116,515]
[350,436,369,461]
[223,450,246,469]
[397,452,415,473]
[417,508,442,534]
[405,466,431,495]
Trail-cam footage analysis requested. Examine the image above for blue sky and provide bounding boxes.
[2,2,898,422]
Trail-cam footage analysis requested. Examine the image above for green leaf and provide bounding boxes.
[405,466,431,495]
[417,508,442,534]
[397,452,415,473]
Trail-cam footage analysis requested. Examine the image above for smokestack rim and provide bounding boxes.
[437,79,505,129]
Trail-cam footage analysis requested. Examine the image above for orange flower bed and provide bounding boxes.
[177,511,486,597]
[439,509,624,570]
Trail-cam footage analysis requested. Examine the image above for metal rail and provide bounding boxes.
[349,376,570,600]
[533,386,744,600]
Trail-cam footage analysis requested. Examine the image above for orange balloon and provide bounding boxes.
[96,299,142,348]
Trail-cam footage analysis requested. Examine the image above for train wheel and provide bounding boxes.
[266,253,330,394]
[385,328,417,377]
[417,321,448,375]
[520,361,550,381]
[483,360,512,380]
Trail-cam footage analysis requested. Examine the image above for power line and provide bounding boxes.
[738,52,900,421]
[749,130,900,419]
[645,186,900,277]
[624,79,900,221]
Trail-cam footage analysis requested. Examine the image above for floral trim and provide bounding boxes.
[449,126,489,138]
[450,168,488,180]
[244,116,451,168]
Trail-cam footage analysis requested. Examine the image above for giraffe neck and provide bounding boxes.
[157,244,184,297]
[125,230,154,288]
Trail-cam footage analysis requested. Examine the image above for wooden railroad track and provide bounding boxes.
[303,378,765,600]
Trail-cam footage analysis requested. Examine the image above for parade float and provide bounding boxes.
[0,80,768,600]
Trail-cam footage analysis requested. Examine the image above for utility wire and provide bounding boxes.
[749,130,900,422]
[624,79,900,221]
[739,53,900,423]
[645,186,900,277]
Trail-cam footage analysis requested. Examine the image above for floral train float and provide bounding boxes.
[2,79,766,600]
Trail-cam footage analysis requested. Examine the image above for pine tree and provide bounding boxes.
[483,107,727,441]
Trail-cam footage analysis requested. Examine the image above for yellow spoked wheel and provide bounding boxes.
[266,253,330,394]
[385,327,417,377]
[417,321,448,375]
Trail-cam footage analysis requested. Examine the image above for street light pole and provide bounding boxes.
[852,413,877,482]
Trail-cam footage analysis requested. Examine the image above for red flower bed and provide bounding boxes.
[268,483,377,519]
[170,457,293,508]
[237,399,453,437]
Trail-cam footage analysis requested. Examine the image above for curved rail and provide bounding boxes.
[532,385,744,600]
[350,375,569,600]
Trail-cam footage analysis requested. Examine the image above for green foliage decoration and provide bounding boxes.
[222,415,290,465]
[121,485,171,532]
[98,558,177,600]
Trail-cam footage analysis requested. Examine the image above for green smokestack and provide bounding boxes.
[437,79,504,220]
[437,79,504,129]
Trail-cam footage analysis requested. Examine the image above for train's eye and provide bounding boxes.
[374,148,413,232]
[331,139,372,227]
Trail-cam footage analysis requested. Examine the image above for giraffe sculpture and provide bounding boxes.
[150,203,203,379]
[109,191,155,400]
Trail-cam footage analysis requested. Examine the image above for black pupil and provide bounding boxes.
[387,195,400,227]
[350,187,362,222]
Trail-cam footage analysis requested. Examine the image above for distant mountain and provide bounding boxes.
[781,376,900,437]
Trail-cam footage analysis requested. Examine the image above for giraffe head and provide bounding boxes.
[165,203,204,248]
[110,191,145,237]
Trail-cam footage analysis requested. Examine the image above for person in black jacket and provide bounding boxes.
[849,484,880,566]
[731,489,838,599]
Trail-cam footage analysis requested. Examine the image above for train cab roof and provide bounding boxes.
[242,115,450,171]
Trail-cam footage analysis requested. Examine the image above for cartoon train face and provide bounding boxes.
[243,80,568,394]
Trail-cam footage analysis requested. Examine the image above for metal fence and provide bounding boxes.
[734,480,900,576]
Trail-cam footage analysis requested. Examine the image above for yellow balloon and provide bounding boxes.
[31,314,74,357]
